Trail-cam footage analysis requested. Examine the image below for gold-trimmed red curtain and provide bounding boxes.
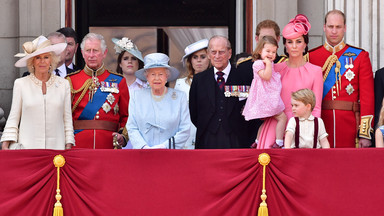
[0,149,383,215]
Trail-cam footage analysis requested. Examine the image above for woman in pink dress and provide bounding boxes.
[242,36,286,147]
[257,14,323,149]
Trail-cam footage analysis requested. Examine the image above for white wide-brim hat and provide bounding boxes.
[181,38,209,65]
[135,53,180,82]
[14,35,67,67]
[112,37,144,62]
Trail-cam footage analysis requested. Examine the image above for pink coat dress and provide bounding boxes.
[242,60,285,120]
[257,62,323,149]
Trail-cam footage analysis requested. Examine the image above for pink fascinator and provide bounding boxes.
[282,14,311,39]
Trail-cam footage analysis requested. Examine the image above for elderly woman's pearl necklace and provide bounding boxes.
[151,87,167,102]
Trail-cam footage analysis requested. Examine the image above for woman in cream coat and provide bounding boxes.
[174,39,210,149]
[1,35,75,150]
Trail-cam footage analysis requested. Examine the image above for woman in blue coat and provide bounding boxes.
[126,53,190,149]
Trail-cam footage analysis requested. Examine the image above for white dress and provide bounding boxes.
[174,77,196,149]
[1,73,75,149]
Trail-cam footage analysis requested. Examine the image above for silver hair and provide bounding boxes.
[208,35,232,51]
[47,32,67,43]
[80,33,107,52]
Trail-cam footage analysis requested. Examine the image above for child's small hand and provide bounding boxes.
[262,58,272,65]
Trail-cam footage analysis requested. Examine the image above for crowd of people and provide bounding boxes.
[1,9,383,150]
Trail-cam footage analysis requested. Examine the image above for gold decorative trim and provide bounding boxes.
[83,64,106,76]
[258,153,271,216]
[53,155,65,216]
[359,115,373,139]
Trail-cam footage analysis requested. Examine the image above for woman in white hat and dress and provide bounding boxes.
[126,53,191,149]
[1,35,75,150]
[174,39,210,149]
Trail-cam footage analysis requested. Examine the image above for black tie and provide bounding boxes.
[216,71,225,90]
[55,69,60,76]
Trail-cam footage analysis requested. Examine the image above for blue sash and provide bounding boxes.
[75,73,123,134]
[323,46,362,99]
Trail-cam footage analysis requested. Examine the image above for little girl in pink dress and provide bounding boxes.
[242,36,287,148]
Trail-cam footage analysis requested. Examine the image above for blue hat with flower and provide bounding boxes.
[135,53,180,82]
[112,37,144,62]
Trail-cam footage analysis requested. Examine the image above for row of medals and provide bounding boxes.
[224,85,250,98]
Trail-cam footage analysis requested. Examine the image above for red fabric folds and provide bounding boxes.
[0,149,383,216]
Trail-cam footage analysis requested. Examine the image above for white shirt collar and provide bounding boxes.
[68,63,74,70]
[128,78,149,91]
[298,114,315,121]
[214,61,231,80]
[56,64,67,78]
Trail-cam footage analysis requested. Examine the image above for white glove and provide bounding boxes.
[150,144,166,149]
[142,144,166,149]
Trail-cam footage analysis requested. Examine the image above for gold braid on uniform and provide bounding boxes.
[66,77,93,113]
[322,54,341,95]
[322,54,340,81]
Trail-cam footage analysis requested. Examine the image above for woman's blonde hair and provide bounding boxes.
[252,35,278,61]
[291,88,316,111]
[26,52,60,74]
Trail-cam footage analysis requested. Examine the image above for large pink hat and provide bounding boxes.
[282,14,311,39]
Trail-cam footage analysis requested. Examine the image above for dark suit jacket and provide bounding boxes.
[22,66,75,77]
[189,65,249,148]
[374,68,384,127]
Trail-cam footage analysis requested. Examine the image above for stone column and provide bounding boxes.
[0,0,62,118]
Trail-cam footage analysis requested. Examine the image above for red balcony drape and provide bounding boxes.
[0,149,383,216]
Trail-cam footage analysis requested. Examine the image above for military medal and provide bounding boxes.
[102,102,111,113]
[344,69,355,82]
[89,76,100,102]
[233,86,238,97]
[111,83,119,93]
[224,86,231,97]
[107,93,115,105]
[114,104,119,115]
[344,57,354,69]
[346,83,354,95]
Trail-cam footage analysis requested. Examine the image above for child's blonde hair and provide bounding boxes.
[291,89,316,111]
[252,35,278,61]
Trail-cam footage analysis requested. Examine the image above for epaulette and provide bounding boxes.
[236,56,253,66]
[346,44,365,52]
[276,55,288,63]
[108,70,124,77]
[308,45,323,53]
[66,69,82,76]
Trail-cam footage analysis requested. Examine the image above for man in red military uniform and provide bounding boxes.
[67,33,129,149]
[309,10,374,148]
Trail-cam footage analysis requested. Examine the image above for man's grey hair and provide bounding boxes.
[47,32,67,43]
[80,32,107,52]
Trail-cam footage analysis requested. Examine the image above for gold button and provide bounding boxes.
[96,111,99,114]
[333,96,336,99]
[96,116,99,119]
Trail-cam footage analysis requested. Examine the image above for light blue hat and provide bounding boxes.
[135,53,180,82]
[112,37,144,62]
